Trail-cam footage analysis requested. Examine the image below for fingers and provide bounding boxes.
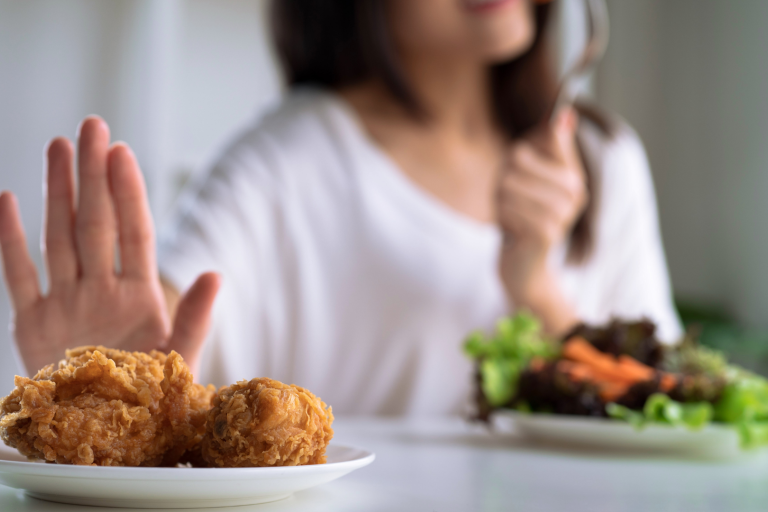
[508,137,583,190]
[552,107,579,163]
[499,194,554,239]
[108,143,156,280]
[0,192,41,310]
[505,146,581,199]
[44,137,78,287]
[500,162,577,212]
[75,117,116,279]
[499,122,587,246]
[166,272,221,361]
[526,107,579,165]
[502,121,587,218]
[498,172,581,242]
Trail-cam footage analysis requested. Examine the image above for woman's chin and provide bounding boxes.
[470,6,535,63]
[478,31,535,63]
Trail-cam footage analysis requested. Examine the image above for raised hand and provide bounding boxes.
[497,108,586,334]
[0,117,220,376]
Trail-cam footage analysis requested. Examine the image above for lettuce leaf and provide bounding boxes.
[739,421,768,449]
[710,368,768,448]
[713,368,768,424]
[479,359,526,406]
[607,394,712,431]
[463,312,557,407]
[605,403,646,429]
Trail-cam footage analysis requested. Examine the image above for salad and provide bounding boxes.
[463,313,768,448]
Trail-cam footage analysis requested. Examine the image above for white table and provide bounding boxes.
[2,416,768,511]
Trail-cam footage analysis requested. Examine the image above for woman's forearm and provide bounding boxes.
[511,267,579,337]
[499,241,580,337]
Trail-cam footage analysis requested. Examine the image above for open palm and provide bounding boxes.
[0,117,219,376]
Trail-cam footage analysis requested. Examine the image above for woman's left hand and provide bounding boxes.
[497,107,587,335]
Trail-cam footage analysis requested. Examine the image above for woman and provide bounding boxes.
[0,0,680,415]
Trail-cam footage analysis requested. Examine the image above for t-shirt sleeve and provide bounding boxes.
[157,136,282,304]
[596,126,683,343]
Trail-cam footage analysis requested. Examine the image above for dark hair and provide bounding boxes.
[270,0,599,263]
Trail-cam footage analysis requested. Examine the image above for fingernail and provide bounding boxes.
[77,115,106,137]
[567,109,578,129]
[45,137,70,156]
[110,141,134,156]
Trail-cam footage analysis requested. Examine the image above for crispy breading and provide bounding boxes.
[201,378,333,467]
[159,351,215,465]
[0,346,214,466]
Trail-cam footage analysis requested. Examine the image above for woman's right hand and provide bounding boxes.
[0,117,220,377]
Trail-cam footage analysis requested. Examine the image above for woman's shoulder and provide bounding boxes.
[219,88,351,163]
[201,88,359,194]
[577,104,647,168]
[577,104,655,201]
[576,104,661,247]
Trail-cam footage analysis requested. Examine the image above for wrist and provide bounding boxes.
[500,255,579,337]
[516,282,579,337]
[513,266,557,307]
[499,239,550,303]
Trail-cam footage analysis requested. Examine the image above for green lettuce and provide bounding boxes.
[713,368,768,423]
[604,403,646,429]
[607,394,713,431]
[463,312,557,407]
[712,368,768,448]
[608,369,768,448]
[739,421,768,448]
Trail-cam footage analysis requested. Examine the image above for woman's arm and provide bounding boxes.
[0,117,219,376]
[497,108,586,336]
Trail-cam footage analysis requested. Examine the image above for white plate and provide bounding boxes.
[494,410,744,457]
[0,444,374,509]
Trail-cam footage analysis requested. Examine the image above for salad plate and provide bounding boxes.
[0,443,374,509]
[465,314,768,458]
[495,409,743,457]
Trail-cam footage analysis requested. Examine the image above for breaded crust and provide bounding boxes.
[0,346,214,466]
[201,378,333,467]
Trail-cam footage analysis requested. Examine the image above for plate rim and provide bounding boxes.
[494,408,737,433]
[492,409,749,459]
[0,443,375,480]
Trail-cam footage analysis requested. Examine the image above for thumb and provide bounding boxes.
[523,107,578,163]
[552,106,579,164]
[166,272,221,366]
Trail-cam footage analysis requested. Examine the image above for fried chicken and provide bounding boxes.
[201,378,333,467]
[0,346,215,466]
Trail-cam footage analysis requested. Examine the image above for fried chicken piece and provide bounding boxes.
[159,351,216,465]
[0,346,214,466]
[201,378,333,467]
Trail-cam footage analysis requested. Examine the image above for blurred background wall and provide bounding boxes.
[0,0,281,388]
[597,0,768,364]
[1,0,768,388]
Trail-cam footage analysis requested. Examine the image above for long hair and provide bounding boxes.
[270,0,599,263]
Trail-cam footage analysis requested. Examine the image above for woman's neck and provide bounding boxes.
[339,55,505,225]
[402,53,495,139]
[342,54,497,143]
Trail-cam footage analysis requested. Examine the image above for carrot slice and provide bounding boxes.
[660,373,678,392]
[562,336,661,386]
[598,382,630,402]
[558,360,595,382]
[562,337,639,382]
[617,355,655,381]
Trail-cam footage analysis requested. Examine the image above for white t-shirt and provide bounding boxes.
[158,89,682,416]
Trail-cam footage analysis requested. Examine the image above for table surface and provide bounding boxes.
[3,416,768,512]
